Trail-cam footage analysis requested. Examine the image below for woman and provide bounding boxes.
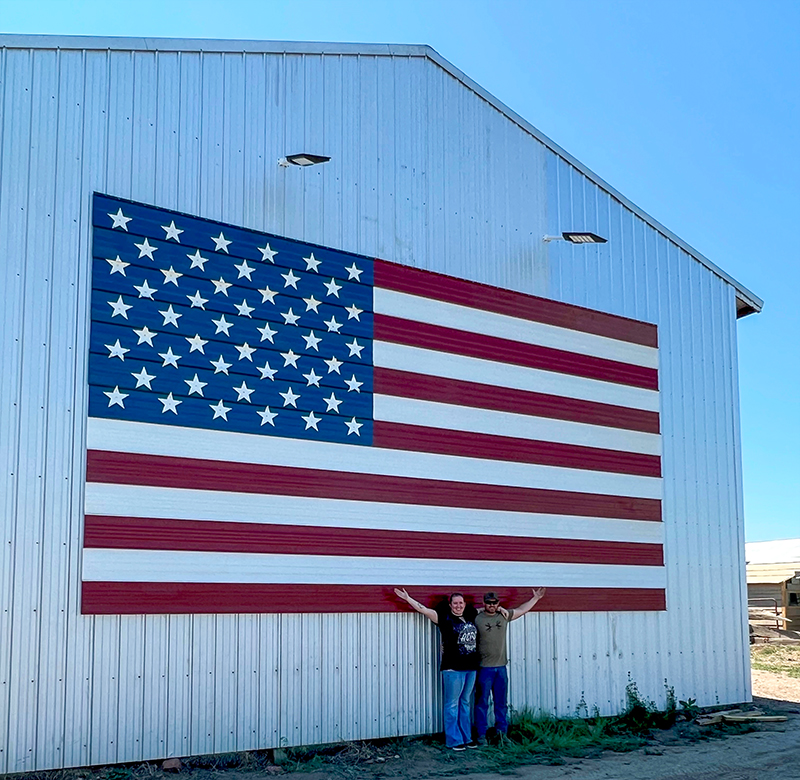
[394,588,480,751]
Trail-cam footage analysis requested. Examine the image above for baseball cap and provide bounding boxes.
[483,591,500,603]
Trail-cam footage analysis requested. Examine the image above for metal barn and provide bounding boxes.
[0,34,761,773]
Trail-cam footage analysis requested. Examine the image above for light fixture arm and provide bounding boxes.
[542,235,564,243]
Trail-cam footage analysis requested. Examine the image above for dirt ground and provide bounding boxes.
[285,663,800,780]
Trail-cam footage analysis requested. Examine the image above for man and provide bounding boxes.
[394,588,480,751]
[474,588,546,744]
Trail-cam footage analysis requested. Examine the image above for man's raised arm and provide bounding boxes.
[508,588,546,620]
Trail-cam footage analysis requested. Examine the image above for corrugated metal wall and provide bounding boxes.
[0,40,750,773]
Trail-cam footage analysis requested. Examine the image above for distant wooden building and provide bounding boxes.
[746,540,800,632]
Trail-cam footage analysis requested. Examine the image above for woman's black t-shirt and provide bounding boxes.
[435,604,480,671]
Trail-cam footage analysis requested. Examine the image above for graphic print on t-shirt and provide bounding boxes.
[457,621,477,654]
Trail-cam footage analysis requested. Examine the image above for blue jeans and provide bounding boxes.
[475,666,509,737]
[441,670,476,746]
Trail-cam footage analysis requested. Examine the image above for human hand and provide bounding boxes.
[533,587,546,601]
[498,606,510,619]
[394,587,410,601]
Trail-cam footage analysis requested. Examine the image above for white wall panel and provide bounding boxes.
[0,38,752,772]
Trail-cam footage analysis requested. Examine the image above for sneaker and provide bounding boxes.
[476,736,487,746]
[465,741,479,749]
[451,744,466,752]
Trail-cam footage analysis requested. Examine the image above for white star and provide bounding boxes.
[184,373,207,396]
[324,356,343,374]
[133,280,158,299]
[131,367,156,389]
[234,260,255,280]
[302,331,322,351]
[256,361,277,380]
[345,304,363,321]
[234,299,255,318]
[104,386,128,408]
[323,392,342,413]
[345,417,363,436]
[212,315,234,336]
[257,406,278,426]
[106,255,129,275]
[108,208,132,230]
[211,232,231,253]
[281,308,300,326]
[158,347,181,368]
[159,393,182,414]
[160,266,183,286]
[159,305,182,327]
[210,355,232,375]
[235,342,256,361]
[134,237,157,260]
[187,290,208,309]
[344,374,363,392]
[210,399,231,420]
[346,338,364,358]
[109,296,132,319]
[233,381,255,402]
[279,386,301,408]
[324,316,343,333]
[323,278,342,297]
[345,263,363,281]
[133,326,157,346]
[257,322,278,343]
[303,368,322,387]
[303,253,321,272]
[162,221,183,242]
[211,277,232,296]
[301,411,321,431]
[185,334,208,353]
[303,295,321,312]
[281,349,300,368]
[281,269,301,289]
[105,340,129,360]
[258,286,279,304]
[258,243,277,263]
[187,249,209,271]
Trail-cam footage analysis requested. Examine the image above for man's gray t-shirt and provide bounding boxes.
[475,609,515,667]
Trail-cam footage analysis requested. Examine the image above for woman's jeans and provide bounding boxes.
[441,670,476,746]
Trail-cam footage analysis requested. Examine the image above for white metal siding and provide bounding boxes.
[0,42,750,773]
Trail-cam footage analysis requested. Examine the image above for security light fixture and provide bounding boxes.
[278,153,331,167]
[543,232,608,244]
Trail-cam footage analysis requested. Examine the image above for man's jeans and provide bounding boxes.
[441,670,476,746]
[475,665,509,737]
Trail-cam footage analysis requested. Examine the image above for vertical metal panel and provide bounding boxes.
[0,42,750,773]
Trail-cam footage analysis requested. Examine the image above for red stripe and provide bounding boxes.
[374,368,660,434]
[374,259,658,348]
[84,515,664,565]
[82,582,666,614]
[375,314,659,391]
[86,450,663,521]
[373,421,661,477]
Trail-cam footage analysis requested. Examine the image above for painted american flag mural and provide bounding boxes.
[83,193,665,614]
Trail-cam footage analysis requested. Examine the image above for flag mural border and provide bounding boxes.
[83,192,665,616]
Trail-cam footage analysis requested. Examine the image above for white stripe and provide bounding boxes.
[375,287,659,369]
[83,549,666,589]
[374,342,660,413]
[88,418,663,499]
[374,395,661,457]
[85,483,666,544]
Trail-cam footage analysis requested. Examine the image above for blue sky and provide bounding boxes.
[2,0,797,542]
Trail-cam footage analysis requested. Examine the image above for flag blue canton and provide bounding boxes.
[88,193,374,445]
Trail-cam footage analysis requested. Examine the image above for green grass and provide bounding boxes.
[751,644,800,678]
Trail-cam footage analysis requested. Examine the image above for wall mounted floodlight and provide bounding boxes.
[278,153,331,167]
[543,232,608,244]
